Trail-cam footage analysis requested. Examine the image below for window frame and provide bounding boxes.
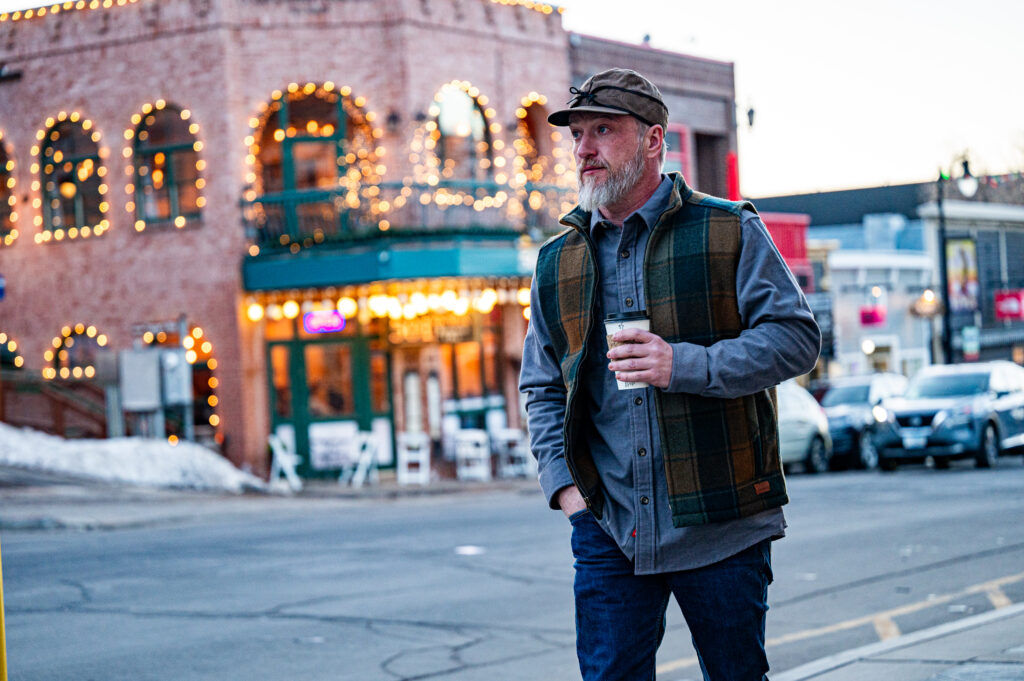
[662,122,692,180]
[132,105,204,230]
[40,119,106,235]
[0,134,16,246]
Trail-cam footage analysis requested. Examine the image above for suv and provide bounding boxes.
[873,361,1024,471]
[820,373,907,469]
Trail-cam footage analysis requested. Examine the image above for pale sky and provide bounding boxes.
[2,0,1022,196]
[557,0,1024,196]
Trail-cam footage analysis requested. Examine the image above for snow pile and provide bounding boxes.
[0,422,266,493]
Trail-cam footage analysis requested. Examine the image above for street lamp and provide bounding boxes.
[936,159,978,364]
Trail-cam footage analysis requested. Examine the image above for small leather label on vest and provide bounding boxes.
[754,481,771,495]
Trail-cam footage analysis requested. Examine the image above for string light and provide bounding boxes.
[0,332,25,369]
[0,131,18,247]
[244,82,388,253]
[43,323,108,380]
[125,103,205,232]
[138,323,221,433]
[1,0,143,22]
[32,112,109,243]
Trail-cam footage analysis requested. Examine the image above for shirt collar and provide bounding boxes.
[589,174,675,236]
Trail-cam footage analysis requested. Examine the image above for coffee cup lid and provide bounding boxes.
[604,311,649,322]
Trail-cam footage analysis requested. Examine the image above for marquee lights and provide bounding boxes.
[243,277,532,327]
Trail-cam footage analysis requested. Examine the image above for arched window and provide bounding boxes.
[514,96,556,183]
[430,82,493,182]
[39,116,107,238]
[0,332,25,369]
[0,132,17,247]
[512,95,576,226]
[129,103,204,231]
[42,323,108,380]
[249,82,383,250]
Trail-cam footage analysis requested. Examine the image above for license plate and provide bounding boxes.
[903,436,926,450]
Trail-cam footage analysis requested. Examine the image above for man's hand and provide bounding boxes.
[606,328,673,389]
[557,485,588,518]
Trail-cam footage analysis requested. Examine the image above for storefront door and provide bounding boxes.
[267,337,392,477]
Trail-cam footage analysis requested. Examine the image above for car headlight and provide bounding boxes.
[872,405,891,423]
[933,406,972,429]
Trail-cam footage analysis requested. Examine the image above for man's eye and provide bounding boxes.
[597,126,609,134]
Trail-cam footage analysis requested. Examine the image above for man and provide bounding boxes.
[519,68,821,681]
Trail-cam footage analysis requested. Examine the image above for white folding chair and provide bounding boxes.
[339,432,379,488]
[494,428,534,479]
[268,433,303,493]
[396,431,431,486]
[455,429,492,482]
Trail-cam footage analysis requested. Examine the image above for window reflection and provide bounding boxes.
[434,84,491,181]
[305,344,355,418]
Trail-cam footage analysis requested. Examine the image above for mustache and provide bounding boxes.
[578,162,607,172]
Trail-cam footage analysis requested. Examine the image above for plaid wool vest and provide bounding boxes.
[533,173,788,527]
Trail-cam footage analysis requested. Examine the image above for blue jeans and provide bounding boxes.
[569,510,772,681]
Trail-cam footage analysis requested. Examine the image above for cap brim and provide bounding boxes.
[547,105,632,126]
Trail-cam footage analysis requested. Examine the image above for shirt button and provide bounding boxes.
[625,297,634,307]
[638,447,646,457]
[640,496,650,505]
[620,249,630,258]
[634,396,643,406]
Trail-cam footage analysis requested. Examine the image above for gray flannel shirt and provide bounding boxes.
[520,175,821,574]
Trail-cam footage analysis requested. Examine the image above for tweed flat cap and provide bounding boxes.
[548,68,669,129]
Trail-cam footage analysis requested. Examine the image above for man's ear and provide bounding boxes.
[646,124,664,159]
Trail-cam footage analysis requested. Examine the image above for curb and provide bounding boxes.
[772,601,1024,681]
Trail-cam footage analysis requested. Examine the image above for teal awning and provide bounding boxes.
[243,233,530,291]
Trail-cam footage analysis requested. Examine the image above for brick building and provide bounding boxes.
[0,0,743,477]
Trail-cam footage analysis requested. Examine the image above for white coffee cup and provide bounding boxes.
[604,311,651,390]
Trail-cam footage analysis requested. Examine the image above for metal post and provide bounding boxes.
[936,174,953,364]
[1,539,8,681]
[178,315,195,443]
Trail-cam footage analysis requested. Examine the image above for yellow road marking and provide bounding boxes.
[655,570,1024,675]
[986,586,1013,609]
[873,615,901,640]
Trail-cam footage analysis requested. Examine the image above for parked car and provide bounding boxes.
[820,373,908,470]
[873,361,1024,471]
[777,379,833,473]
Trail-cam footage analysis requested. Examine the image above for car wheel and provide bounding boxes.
[933,456,951,469]
[975,423,999,468]
[879,457,898,472]
[857,433,879,470]
[805,436,829,474]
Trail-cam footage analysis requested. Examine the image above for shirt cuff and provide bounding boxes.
[667,342,709,394]
[538,457,576,510]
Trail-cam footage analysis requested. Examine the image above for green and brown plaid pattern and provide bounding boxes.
[537,173,788,527]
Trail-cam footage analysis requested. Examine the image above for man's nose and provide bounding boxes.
[575,133,596,159]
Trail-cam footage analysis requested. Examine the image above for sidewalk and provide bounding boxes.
[0,465,540,531]
[774,602,1024,681]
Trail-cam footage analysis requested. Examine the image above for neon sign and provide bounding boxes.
[303,310,346,334]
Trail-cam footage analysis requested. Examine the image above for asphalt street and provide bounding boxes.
[2,459,1023,680]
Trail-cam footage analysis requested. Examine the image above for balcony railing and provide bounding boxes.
[242,180,574,252]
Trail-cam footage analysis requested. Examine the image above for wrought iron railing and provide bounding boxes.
[241,180,574,252]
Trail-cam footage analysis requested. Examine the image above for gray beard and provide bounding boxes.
[576,143,647,213]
